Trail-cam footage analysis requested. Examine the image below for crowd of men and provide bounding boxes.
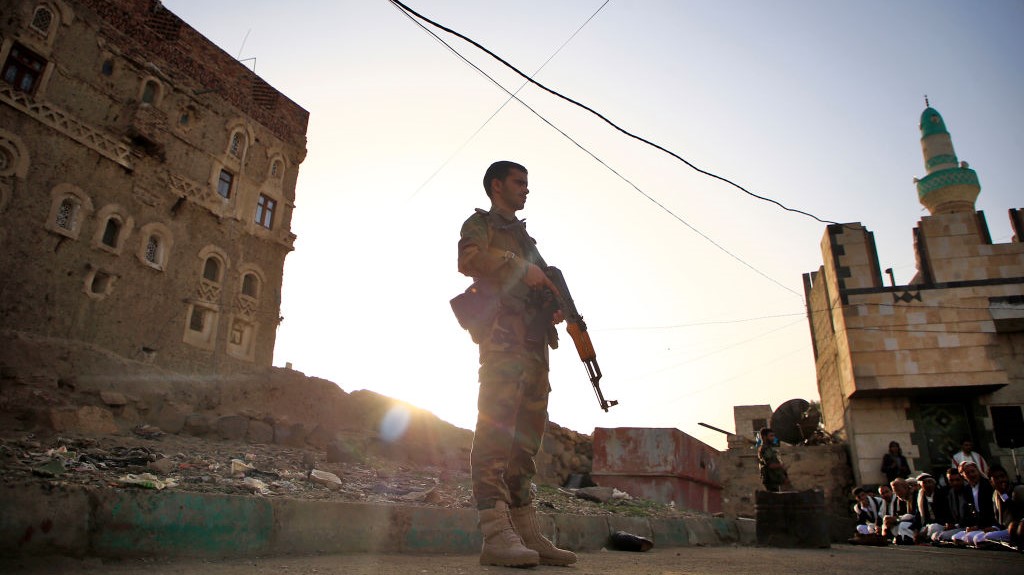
[850,440,1023,551]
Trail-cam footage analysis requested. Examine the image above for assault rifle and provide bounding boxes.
[545,267,617,412]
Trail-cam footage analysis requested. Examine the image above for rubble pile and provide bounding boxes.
[0,332,684,519]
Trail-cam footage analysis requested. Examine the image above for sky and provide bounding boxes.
[162,0,1024,450]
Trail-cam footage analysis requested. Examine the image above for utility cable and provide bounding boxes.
[390,1,802,298]
[402,0,611,201]
[388,0,843,227]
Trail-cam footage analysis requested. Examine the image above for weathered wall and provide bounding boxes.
[720,443,855,542]
[0,0,308,375]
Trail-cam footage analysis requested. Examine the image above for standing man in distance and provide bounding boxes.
[457,161,576,568]
[952,439,989,477]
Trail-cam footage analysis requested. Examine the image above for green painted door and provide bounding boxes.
[911,402,972,479]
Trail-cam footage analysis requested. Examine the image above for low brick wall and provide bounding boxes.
[720,443,855,542]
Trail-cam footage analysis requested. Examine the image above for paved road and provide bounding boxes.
[2,545,1021,575]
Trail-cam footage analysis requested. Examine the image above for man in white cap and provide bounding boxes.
[951,460,996,546]
[915,472,944,541]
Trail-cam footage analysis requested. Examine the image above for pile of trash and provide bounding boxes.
[0,430,684,519]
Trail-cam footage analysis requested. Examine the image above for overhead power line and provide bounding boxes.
[388,0,843,227]
[401,0,611,201]
[389,0,803,299]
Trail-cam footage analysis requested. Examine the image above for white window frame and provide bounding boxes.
[136,222,173,271]
[91,204,133,254]
[45,183,93,240]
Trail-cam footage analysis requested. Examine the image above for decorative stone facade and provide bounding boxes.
[0,0,308,375]
[803,107,1024,485]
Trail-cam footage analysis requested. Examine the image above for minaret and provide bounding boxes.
[914,102,980,214]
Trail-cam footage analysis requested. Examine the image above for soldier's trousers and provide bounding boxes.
[471,352,550,510]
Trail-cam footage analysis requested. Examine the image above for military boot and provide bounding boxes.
[478,501,540,567]
[510,504,578,566]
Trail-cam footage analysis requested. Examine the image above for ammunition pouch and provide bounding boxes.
[450,281,499,344]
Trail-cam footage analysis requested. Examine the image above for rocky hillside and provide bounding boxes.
[0,329,592,486]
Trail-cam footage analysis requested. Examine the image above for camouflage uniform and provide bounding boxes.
[458,209,558,510]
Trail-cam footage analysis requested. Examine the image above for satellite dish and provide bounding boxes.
[770,399,811,444]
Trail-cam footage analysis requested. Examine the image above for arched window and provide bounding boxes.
[91,205,133,254]
[136,222,173,270]
[45,184,92,240]
[228,131,246,158]
[30,5,54,36]
[270,159,283,179]
[101,218,121,247]
[241,273,260,299]
[55,197,78,230]
[203,256,221,282]
[144,235,160,263]
[141,79,159,104]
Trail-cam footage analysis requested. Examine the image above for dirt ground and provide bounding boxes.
[2,543,1021,575]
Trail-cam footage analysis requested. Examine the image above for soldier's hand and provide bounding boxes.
[523,263,557,294]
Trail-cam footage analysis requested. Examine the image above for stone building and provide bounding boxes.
[803,105,1024,485]
[0,0,308,374]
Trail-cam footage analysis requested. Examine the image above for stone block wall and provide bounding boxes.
[721,443,855,542]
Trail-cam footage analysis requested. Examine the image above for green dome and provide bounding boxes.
[920,107,948,138]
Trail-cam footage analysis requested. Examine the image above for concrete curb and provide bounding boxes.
[0,483,753,558]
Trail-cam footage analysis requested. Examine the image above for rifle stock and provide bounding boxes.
[545,267,617,412]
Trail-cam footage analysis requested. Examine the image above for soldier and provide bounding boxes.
[757,427,788,492]
[456,161,576,567]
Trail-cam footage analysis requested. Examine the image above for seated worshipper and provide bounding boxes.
[975,465,1022,548]
[877,483,898,531]
[951,439,989,477]
[933,467,968,542]
[951,460,996,546]
[852,487,884,535]
[881,441,912,483]
[883,478,918,545]
[915,472,945,541]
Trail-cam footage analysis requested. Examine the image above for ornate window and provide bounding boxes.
[255,194,276,229]
[270,159,283,179]
[229,267,263,361]
[185,246,229,350]
[45,184,92,239]
[30,5,54,36]
[137,222,173,270]
[55,198,76,229]
[228,130,246,159]
[2,43,47,95]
